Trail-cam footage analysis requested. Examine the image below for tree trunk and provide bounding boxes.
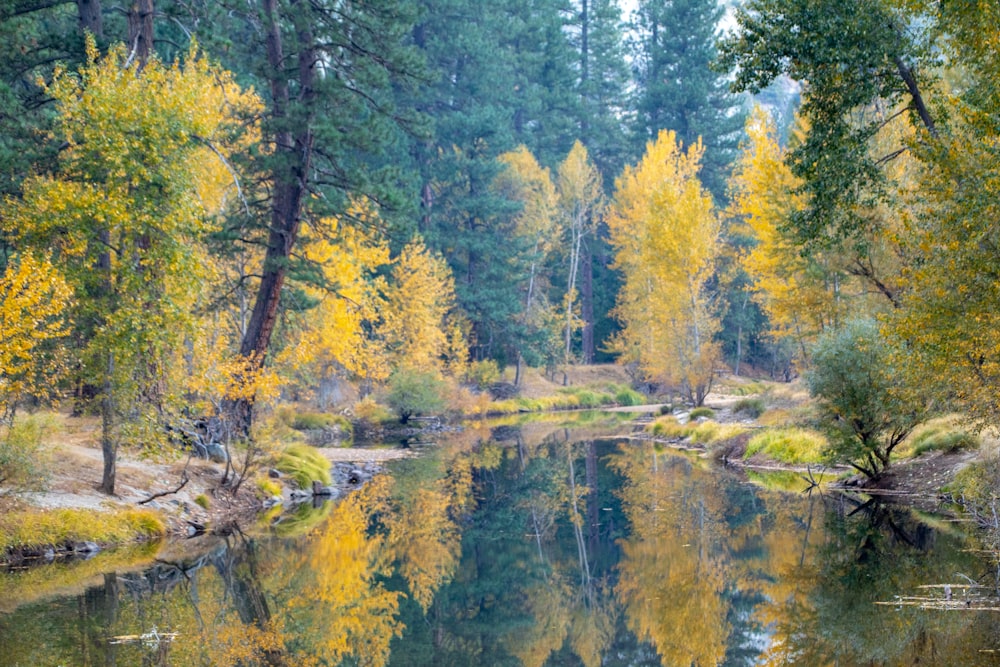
[228,0,316,436]
[580,241,595,363]
[99,352,116,494]
[126,0,154,69]
[77,0,102,38]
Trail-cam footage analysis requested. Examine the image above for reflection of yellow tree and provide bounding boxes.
[282,477,403,667]
[504,578,573,667]
[390,486,462,612]
[613,444,730,666]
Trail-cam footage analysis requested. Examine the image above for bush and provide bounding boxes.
[733,397,766,419]
[464,360,502,389]
[194,494,210,509]
[808,319,925,478]
[744,428,827,464]
[658,404,674,415]
[689,406,715,420]
[0,414,54,493]
[385,368,446,423]
[276,443,332,489]
[352,396,393,424]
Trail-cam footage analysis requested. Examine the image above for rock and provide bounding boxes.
[74,541,101,555]
[268,468,282,479]
[290,489,312,501]
[206,443,228,463]
[313,486,340,498]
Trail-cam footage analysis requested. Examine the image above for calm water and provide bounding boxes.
[2,417,999,666]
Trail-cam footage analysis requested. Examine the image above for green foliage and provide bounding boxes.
[0,414,56,492]
[689,407,715,420]
[808,319,925,478]
[194,494,210,509]
[733,398,766,419]
[0,507,165,553]
[613,386,645,406]
[276,444,332,490]
[744,428,827,464]
[385,368,447,423]
[659,404,674,415]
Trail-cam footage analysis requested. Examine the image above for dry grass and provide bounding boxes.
[501,364,632,399]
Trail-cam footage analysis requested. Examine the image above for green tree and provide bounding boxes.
[631,0,745,202]
[807,319,924,479]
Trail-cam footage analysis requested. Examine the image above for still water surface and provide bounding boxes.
[2,416,999,665]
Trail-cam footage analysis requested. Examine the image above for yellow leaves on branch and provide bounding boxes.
[0,255,72,422]
[607,129,721,396]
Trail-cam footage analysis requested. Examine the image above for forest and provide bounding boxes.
[0,0,999,502]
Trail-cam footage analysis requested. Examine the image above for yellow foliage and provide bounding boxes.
[382,237,461,372]
[607,130,721,402]
[0,254,72,423]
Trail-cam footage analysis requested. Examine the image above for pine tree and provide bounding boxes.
[631,0,745,202]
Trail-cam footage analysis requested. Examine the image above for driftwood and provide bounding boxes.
[138,472,189,505]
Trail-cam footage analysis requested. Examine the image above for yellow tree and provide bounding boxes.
[556,141,604,363]
[0,254,72,425]
[3,39,260,493]
[607,130,721,405]
[382,237,464,373]
[726,107,848,362]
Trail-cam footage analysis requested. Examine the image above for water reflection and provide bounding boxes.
[1,426,998,666]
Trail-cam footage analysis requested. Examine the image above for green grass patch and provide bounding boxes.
[716,380,766,396]
[689,407,715,420]
[194,494,210,509]
[276,443,332,489]
[0,507,165,554]
[904,421,979,457]
[613,386,645,406]
[733,397,766,419]
[744,428,827,464]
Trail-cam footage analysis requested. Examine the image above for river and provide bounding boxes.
[2,414,998,665]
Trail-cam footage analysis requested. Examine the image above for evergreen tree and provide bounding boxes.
[631,0,745,202]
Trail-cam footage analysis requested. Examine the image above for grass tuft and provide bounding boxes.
[275,443,332,489]
[743,428,827,464]
[689,406,715,420]
[733,397,766,419]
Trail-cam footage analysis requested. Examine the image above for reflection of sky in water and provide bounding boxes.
[0,425,997,667]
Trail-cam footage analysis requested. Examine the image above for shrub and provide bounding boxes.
[658,404,674,416]
[276,443,332,489]
[464,359,501,389]
[352,396,393,424]
[194,494,210,509]
[0,414,55,493]
[744,428,827,464]
[733,397,766,419]
[689,407,715,420]
[385,368,446,423]
[808,319,925,478]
